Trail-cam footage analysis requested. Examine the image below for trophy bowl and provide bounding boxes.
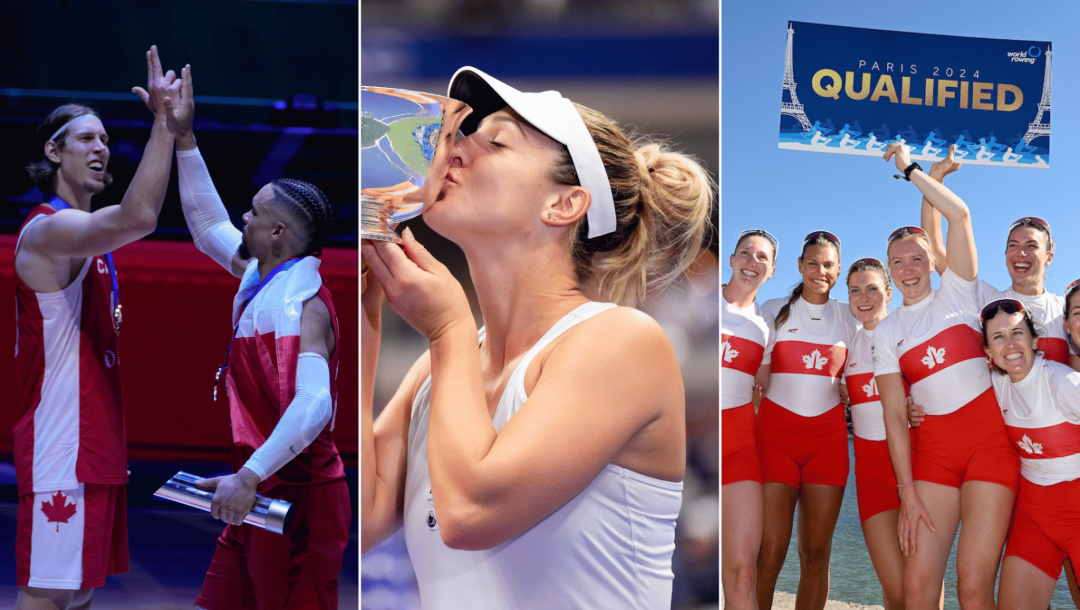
[361,86,472,243]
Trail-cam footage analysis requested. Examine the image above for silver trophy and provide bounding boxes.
[154,471,294,535]
[361,86,472,242]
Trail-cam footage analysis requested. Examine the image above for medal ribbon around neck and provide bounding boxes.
[213,258,301,401]
[45,195,122,335]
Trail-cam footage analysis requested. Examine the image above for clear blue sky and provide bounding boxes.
[722,0,1079,308]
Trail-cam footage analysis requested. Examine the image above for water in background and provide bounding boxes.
[774,440,1073,609]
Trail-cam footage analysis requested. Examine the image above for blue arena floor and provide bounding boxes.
[0,460,358,610]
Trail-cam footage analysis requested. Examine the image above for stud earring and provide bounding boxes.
[548,213,553,219]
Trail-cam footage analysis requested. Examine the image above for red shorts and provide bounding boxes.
[723,403,761,486]
[854,436,902,523]
[1004,477,1080,581]
[16,483,128,589]
[911,388,1019,493]
[756,399,849,490]
[195,478,351,610]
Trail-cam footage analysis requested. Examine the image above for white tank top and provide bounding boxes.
[761,296,858,417]
[722,294,772,409]
[993,355,1080,486]
[403,301,684,610]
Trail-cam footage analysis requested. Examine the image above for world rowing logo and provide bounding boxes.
[426,510,438,529]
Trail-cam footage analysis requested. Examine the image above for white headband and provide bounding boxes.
[448,67,617,238]
[47,113,95,143]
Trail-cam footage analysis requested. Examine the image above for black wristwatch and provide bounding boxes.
[894,162,923,181]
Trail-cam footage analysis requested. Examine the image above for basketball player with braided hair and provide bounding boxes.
[163,66,348,609]
[13,47,179,610]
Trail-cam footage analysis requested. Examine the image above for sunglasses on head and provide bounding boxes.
[738,229,780,256]
[888,226,928,242]
[1066,279,1080,297]
[848,257,884,273]
[979,298,1026,323]
[804,230,841,250]
[1010,216,1051,232]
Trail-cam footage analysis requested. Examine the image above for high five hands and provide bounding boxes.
[131,46,183,123]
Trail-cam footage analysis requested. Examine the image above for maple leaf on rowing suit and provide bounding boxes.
[1017,434,1044,455]
[41,491,77,532]
[802,349,828,370]
[862,378,878,398]
[722,341,739,363]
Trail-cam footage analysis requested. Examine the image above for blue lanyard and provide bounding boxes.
[213,258,301,401]
[45,195,122,335]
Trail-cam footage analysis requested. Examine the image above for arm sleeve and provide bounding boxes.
[242,353,334,481]
[176,147,243,272]
[938,267,981,321]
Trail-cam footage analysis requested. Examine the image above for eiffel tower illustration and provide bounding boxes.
[1023,45,1051,145]
[781,22,813,131]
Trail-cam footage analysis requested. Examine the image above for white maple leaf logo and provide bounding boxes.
[802,349,828,370]
[920,346,946,369]
[722,341,739,363]
[862,378,877,398]
[1017,434,1043,455]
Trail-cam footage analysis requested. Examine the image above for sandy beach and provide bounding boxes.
[721,591,885,610]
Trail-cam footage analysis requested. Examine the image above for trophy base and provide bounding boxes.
[360,229,402,244]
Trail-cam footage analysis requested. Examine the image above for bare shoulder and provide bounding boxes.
[553,306,679,376]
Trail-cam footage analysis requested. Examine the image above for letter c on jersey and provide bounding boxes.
[97,259,107,274]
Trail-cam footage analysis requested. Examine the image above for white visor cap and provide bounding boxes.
[448,67,616,239]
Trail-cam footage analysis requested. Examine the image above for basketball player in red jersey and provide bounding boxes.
[163,66,349,609]
[12,47,179,610]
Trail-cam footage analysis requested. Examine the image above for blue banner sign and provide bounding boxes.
[778,22,1051,168]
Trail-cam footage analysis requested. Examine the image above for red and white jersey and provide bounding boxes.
[13,207,127,496]
[846,328,889,441]
[761,296,858,417]
[226,257,344,486]
[975,280,1076,365]
[874,269,992,416]
[992,355,1080,486]
[721,294,772,409]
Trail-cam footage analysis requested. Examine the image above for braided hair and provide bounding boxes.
[270,178,335,257]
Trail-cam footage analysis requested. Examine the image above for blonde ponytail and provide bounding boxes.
[553,104,715,307]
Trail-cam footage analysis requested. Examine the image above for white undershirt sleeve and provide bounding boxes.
[242,352,334,481]
[176,147,243,272]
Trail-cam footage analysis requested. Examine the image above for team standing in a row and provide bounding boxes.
[722,142,1080,610]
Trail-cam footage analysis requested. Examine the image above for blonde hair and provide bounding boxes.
[550,103,714,307]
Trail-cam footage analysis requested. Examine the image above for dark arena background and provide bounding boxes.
[361,2,718,609]
[0,1,358,606]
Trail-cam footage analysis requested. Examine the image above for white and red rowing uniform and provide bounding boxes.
[975,281,1076,365]
[995,355,1080,581]
[721,294,772,410]
[760,296,858,416]
[225,257,344,486]
[993,355,1080,486]
[846,328,889,441]
[873,270,993,415]
[721,293,772,485]
[13,206,127,496]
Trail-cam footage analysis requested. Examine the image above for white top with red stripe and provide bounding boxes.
[721,294,772,410]
[873,269,993,416]
[761,296,858,417]
[993,355,1080,486]
[846,328,888,441]
[975,281,1077,365]
[13,207,127,496]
